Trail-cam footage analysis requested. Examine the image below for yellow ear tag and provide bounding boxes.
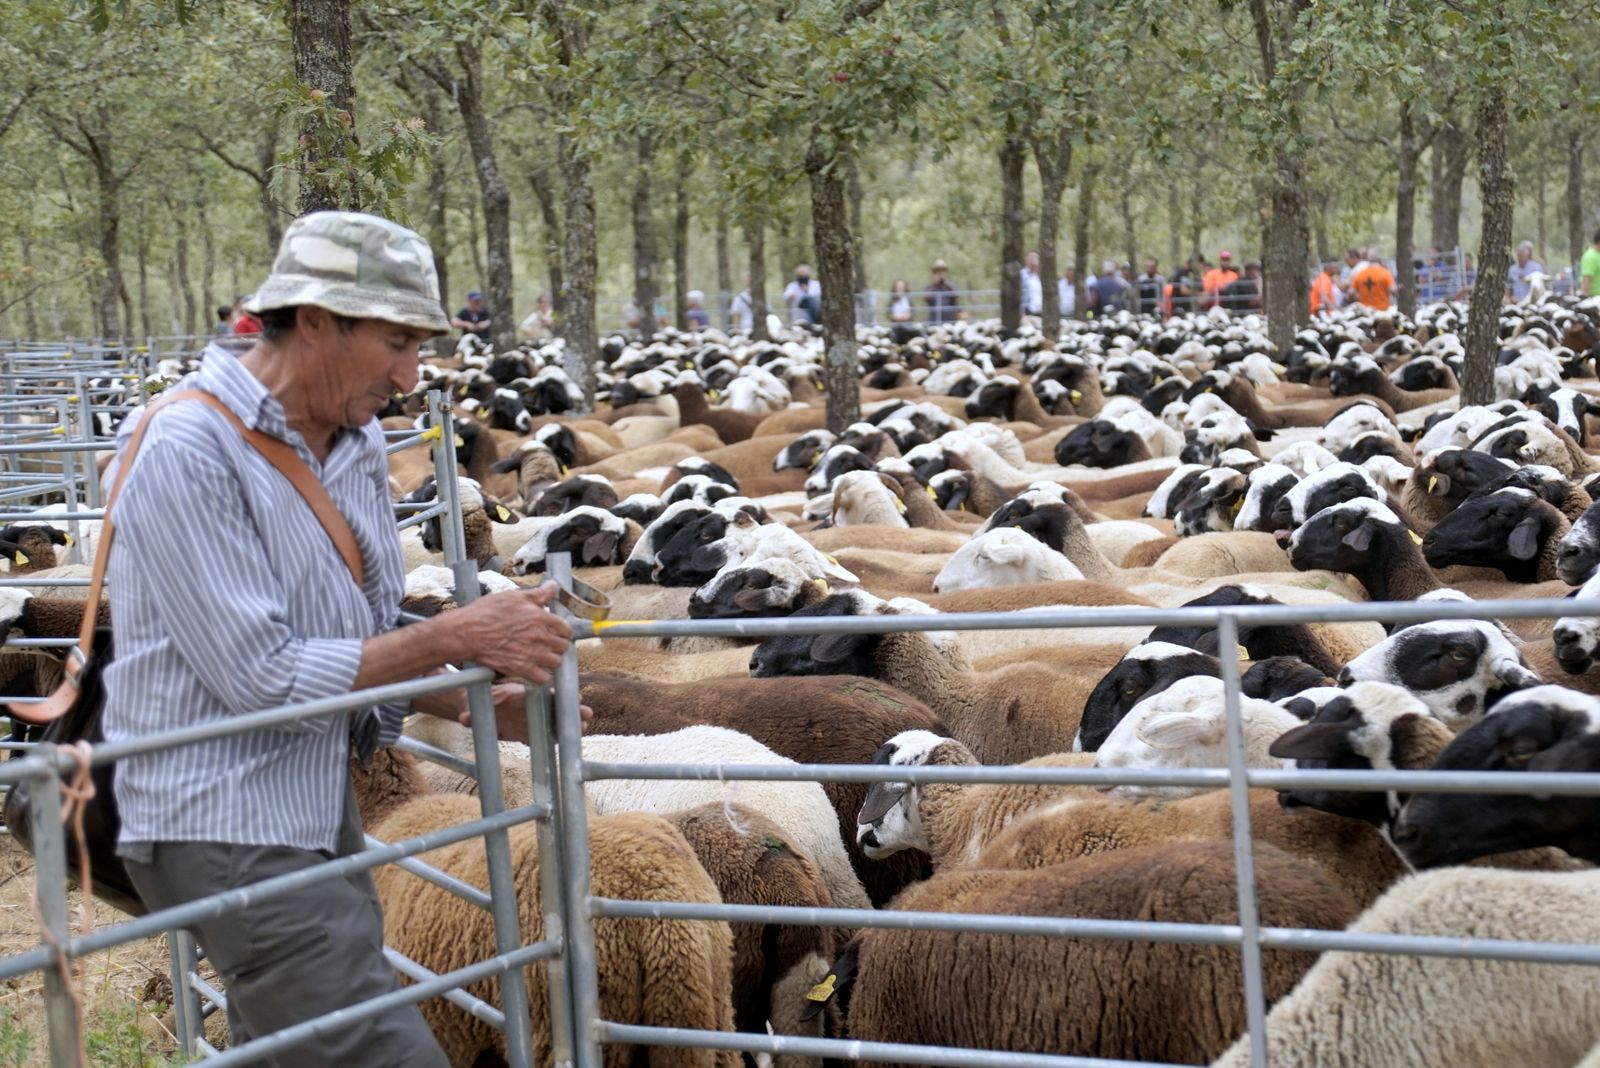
[708,389,721,402]
[805,975,836,1003]
[1409,530,1424,545]
[1236,644,1250,661]
[826,554,839,566]
[818,379,828,392]
[894,497,907,514]
[454,434,466,449]
[560,465,571,477]
[64,534,74,546]
[1426,476,1438,493]
[13,552,26,566]
[1203,386,1214,394]
[809,453,822,469]
[1070,389,1083,404]
[1230,498,1244,518]
[495,505,512,521]
[456,385,468,397]
[925,485,937,499]
[816,579,830,595]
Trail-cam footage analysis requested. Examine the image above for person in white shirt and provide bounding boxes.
[1019,250,1043,317]
[730,274,755,335]
[1057,268,1078,318]
[782,264,822,326]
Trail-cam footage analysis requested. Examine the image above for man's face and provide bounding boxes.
[933,268,948,282]
[1144,259,1158,275]
[1219,257,1232,270]
[467,296,483,312]
[796,270,810,283]
[1347,253,1359,266]
[1026,253,1039,271]
[314,314,430,428]
[1517,248,1531,266]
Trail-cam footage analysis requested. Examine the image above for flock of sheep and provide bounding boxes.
[10,295,1600,1066]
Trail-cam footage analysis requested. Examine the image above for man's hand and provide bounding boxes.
[449,584,572,683]
[457,681,593,744]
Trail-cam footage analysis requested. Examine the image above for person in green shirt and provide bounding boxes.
[1580,229,1600,298]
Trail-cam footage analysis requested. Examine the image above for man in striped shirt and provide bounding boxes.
[103,212,573,1067]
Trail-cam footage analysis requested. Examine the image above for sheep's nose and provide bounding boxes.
[1387,815,1422,849]
[622,559,652,584]
[1336,666,1354,686]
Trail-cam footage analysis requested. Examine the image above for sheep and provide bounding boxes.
[663,804,833,1059]
[852,730,1098,870]
[1286,499,1441,602]
[1172,468,1250,536]
[1143,463,1208,520]
[1092,675,1299,799]
[1534,386,1600,445]
[1400,446,1517,526]
[833,842,1355,1066]
[1421,486,1571,582]
[1474,416,1598,478]
[1074,642,1223,752]
[1143,584,1368,672]
[672,381,765,443]
[686,559,836,619]
[0,525,72,572]
[1233,463,1299,532]
[486,439,565,511]
[1337,620,1543,730]
[1212,866,1600,1068]
[1557,499,1600,585]
[509,506,639,574]
[1389,685,1600,869]
[827,470,908,528]
[748,590,1110,764]
[578,671,946,905]
[1241,656,1334,700]
[1268,460,1391,533]
[930,527,1083,592]
[358,756,742,1068]
[581,726,873,913]
[1330,354,1459,412]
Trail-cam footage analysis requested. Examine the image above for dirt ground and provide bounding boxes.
[0,834,229,1066]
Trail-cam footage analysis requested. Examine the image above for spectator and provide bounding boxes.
[1202,251,1239,309]
[1095,259,1129,314]
[1167,265,1195,315]
[1221,260,1263,313]
[1019,250,1043,317]
[924,259,962,323]
[1338,247,1365,296]
[888,279,915,323]
[1057,268,1078,318]
[1351,250,1396,309]
[1450,253,1479,302]
[518,294,555,341]
[451,290,491,340]
[685,290,710,329]
[1309,261,1341,315]
[212,305,235,338]
[1506,240,1545,301]
[730,275,755,334]
[783,264,821,326]
[231,295,262,336]
[1581,229,1600,298]
[1136,257,1165,317]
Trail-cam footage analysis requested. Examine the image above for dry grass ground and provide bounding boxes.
[0,834,229,1066]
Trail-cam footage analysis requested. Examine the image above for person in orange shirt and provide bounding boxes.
[1309,262,1341,315]
[1202,251,1239,309]
[1350,252,1396,309]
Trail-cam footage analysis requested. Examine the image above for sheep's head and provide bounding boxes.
[1240,656,1334,701]
[1328,357,1385,397]
[1552,570,1600,673]
[1316,401,1398,455]
[805,445,875,497]
[1233,465,1298,533]
[0,525,68,570]
[1412,447,1515,511]
[489,440,565,513]
[688,560,834,619]
[1421,488,1565,582]
[1052,419,1144,469]
[1338,619,1542,729]
[662,473,740,509]
[829,471,909,528]
[1268,681,1442,825]
[854,731,975,859]
[622,500,717,584]
[1173,468,1249,537]
[1390,686,1600,868]
[1285,498,1409,576]
[773,429,837,473]
[1143,464,1208,520]
[662,456,740,493]
[610,493,664,528]
[748,589,900,679]
[963,378,1022,421]
[1271,461,1383,535]
[510,507,632,574]
[1076,643,1222,752]
[1557,501,1600,586]
[930,527,1082,593]
[527,475,619,518]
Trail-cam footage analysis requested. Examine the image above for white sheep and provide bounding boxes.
[932,527,1083,593]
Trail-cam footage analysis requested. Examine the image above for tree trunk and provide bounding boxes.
[287,0,356,214]
[631,135,658,336]
[673,153,690,332]
[1463,89,1511,406]
[173,224,196,337]
[1072,162,1099,318]
[199,197,217,322]
[528,165,565,318]
[806,140,860,432]
[540,0,597,404]
[1431,119,1469,254]
[1033,127,1072,340]
[1396,100,1420,318]
[416,82,450,312]
[257,124,283,255]
[1535,165,1547,265]
[745,218,770,342]
[1568,124,1584,268]
[999,136,1026,332]
[451,45,514,352]
[87,131,127,340]
[847,154,869,298]
[1167,180,1181,267]
[714,206,731,329]
[1263,165,1308,349]
[1311,189,1332,265]
[1189,176,1203,264]
[464,194,485,285]
[136,218,153,341]
[20,230,38,340]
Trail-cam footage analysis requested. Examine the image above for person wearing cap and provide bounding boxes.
[451,288,491,340]
[685,289,711,329]
[924,258,962,324]
[1202,252,1239,310]
[102,211,580,1067]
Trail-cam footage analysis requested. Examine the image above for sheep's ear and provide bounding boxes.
[47,529,69,546]
[582,530,620,564]
[1507,514,1543,560]
[809,631,865,665]
[1341,522,1375,552]
[1491,657,1542,691]
[857,782,909,825]
[799,938,861,1023]
[733,585,782,611]
[1268,722,1352,761]
[689,544,726,571]
[1136,708,1223,749]
[490,456,520,474]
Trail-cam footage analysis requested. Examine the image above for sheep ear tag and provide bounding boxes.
[1229,497,1245,519]
[63,534,74,546]
[12,552,26,567]
[495,505,512,522]
[805,975,836,1004]
[1408,530,1424,546]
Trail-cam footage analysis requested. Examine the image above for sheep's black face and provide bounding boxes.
[1557,508,1600,585]
[1390,703,1600,867]
[1077,651,1221,752]
[1242,474,1296,533]
[1337,434,1402,465]
[907,450,950,485]
[1483,428,1530,464]
[1280,472,1380,532]
[1268,697,1394,824]
[1423,494,1550,581]
[964,381,1017,421]
[610,497,663,528]
[486,353,531,385]
[1179,374,1226,403]
[813,449,876,495]
[930,473,970,512]
[653,513,731,587]
[607,382,643,409]
[626,507,711,585]
[1327,364,1381,397]
[534,426,577,470]
[1421,449,1512,507]
[1392,359,1450,391]
[1287,509,1380,573]
[1240,657,1330,701]
[1053,422,1137,469]
[689,567,805,619]
[487,393,531,433]
[985,499,1070,553]
[774,433,833,473]
[864,365,902,390]
[543,514,622,567]
[748,595,882,678]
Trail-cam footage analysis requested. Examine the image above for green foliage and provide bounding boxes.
[275,82,437,223]
[0,1006,33,1068]
[84,1001,181,1068]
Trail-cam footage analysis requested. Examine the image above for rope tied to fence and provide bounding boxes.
[28,740,97,1068]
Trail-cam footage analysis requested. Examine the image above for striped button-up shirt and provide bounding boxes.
[105,344,409,857]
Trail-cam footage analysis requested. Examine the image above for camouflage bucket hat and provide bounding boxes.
[244,211,451,335]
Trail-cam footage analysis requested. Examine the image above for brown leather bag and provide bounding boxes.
[4,389,365,914]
